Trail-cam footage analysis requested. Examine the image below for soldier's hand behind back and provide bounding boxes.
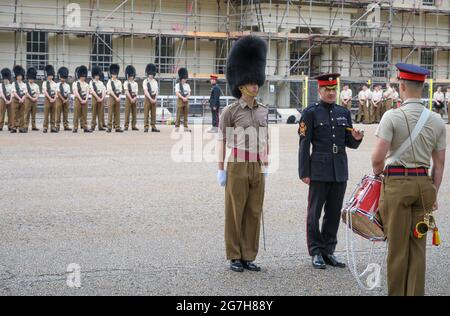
[301,177,310,185]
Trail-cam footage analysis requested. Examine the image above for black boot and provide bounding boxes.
[230,260,244,273]
[312,254,326,269]
[151,127,160,133]
[323,254,346,268]
[241,260,261,272]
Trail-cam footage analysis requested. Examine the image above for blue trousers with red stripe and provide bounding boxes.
[306,181,347,256]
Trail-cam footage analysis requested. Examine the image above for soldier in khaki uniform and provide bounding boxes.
[143,63,160,133]
[340,85,352,110]
[72,66,92,133]
[56,67,72,132]
[445,87,450,125]
[0,68,13,131]
[217,36,269,273]
[11,65,28,133]
[371,85,383,123]
[372,63,446,296]
[175,68,191,132]
[382,83,394,117]
[24,67,40,131]
[42,65,58,133]
[124,65,139,131]
[106,64,123,133]
[90,66,107,131]
[357,85,367,123]
[432,86,445,118]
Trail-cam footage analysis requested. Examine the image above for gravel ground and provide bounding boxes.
[0,119,449,296]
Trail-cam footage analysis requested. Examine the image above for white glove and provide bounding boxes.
[217,170,227,187]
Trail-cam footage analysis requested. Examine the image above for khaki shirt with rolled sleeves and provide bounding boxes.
[341,89,352,101]
[42,80,58,99]
[372,90,383,103]
[72,81,89,99]
[365,89,373,101]
[56,82,71,99]
[89,79,106,96]
[124,80,139,97]
[175,83,191,97]
[218,98,269,156]
[11,81,27,98]
[433,91,445,103]
[0,83,13,100]
[358,90,367,102]
[143,78,159,96]
[107,79,123,97]
[383,87,394,99]
[27,82,40,98]
[375,98,447,169]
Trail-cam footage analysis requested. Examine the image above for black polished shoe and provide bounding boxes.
[124,127,129,131]
[152,127,160,133]
[73,129,78,133]
[115,128,124,133]
[144,128,149,133]
[51,128,58,133]
[32,127,40,131]
[0,127,2,131]
[10,129,17,133]
[107,128,112,133]
[230,260,244,273]
[98,127,106,131]
[19,128,28,133]
[64,127,72,131]
[323,254,346,268]
[312,254,326,269]
[132,127,139,131]
[43,129,48,133]
[241,260,261,272]
[84,129,93,133]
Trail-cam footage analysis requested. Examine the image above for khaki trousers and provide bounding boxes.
[144,98,157,129]
[363,100,373,124]
[108,97,121,129]
[56,97,70,130]
[91,97,106,130]
[73,98,88,130]
[373,101,381,123]
[24,98,37,130]
[0,99,13,129]
[356,101,365,123]
[379,175,437,296]
[225,160,265,261]
[12,98,25,129]
[175,98,189,128]
[125,98,137,129]
[43,98,56,130]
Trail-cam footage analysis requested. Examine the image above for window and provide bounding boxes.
[26,31,48,70]
[420,48,434,77]
[422,0,435,5]
[91,34,112,72]
[215,40,227,74]
[290,42,309,76]
[155,37,174,74]
[373,45,388,78]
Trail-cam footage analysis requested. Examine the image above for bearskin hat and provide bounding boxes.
[13,65,26,79]
[92,66,102,79]
[178,67,188,80]
[1,68,11,81]
[125,65,136,79]
[58,67,69,80]
[26,67,37,80]
[146,63,157,77]
[226,36,267,99]
[109,63,120,76]
[44,65,55,78]
[77,65,88,79]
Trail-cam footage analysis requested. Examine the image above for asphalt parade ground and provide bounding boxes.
[0,121,449,296]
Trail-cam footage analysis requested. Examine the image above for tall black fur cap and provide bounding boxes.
[125,65,136,79]
[13,65,25,79]
[178,67,188,80]
[27,67,37,80]
[109,64,120,76]
[226,36,267,99]
[1,68,12,81]
[45,65,55,77]
[92,66,102,78]
[77,65,88,78]
[58,67,69,79]
[146,63,157,76]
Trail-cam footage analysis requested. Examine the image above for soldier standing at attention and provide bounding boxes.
[433,86,445,118]
[357,85,367,123]
[382,82,394,118]
[124,65,139,131]
[175,68,191,132]
[143,63,160,133]
[11,65,28,133]
[106,64,123,133]
[372,85,383,123]
[372,63,446,296]
[72,66,92,133]
[298,73,364,269]
[340,85,353,111]
[0,68,13,131]
[42,65,58,133]
[217,36,269,273]
[56,67,72,132]
[90,66,107,131]
[207,74,222,133]
[445,87,450,124]
[24,67,40,132]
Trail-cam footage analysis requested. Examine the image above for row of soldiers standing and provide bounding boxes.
[0,63,195,134]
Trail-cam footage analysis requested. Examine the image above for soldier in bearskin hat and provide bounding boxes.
[143,63,160,133]
[0,68,13,131]
[56,66,72,132]
[216,35,269,273]
[90,66,107,131]
[43,65,58,133]
[106,63,123,132]
[11,65,28,133]
[72,65,92,133]
[24,67,40,131]
[174,67,191,132]
[124,65,139,131]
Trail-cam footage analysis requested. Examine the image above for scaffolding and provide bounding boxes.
[0,0,450,107]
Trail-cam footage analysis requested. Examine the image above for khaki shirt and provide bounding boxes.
[42,80,58,98]
[383,87,393,99]
[89,79,106,95]
[143,78,158,96]
[175,83,191,97]
[218,98,269,155]
[56,82,71,99]
[358,90,367,101]
[0,83,13,100]
[107,79,122,96]
[72,81,89,99]
[27,82,40,97]
[433,91,445,102]
[375,98,447,168]
[341,89,352,101]
[11,81,27,98]
[372,90,383,102]
[124,80,139,96]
